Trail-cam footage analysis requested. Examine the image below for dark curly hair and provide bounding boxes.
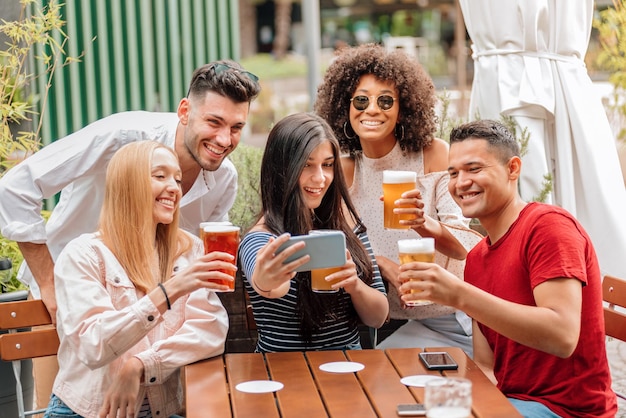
[314,43,437,155]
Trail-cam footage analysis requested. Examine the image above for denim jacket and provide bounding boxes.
[52,232,229,417]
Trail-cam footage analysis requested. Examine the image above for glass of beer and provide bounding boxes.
[199,221,232,241]
[397,237,435,306]
[311,266,343,293]
[309,230,344,293]
[203,224,240,292]
[383,170,417,229]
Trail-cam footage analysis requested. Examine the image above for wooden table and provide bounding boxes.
[185,347,522,418]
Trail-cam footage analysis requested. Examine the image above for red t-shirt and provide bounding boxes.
[466,203,617,418]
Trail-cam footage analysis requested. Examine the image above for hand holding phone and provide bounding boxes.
[418,352,459,371]
[396,403,426,416]
[276,230,347,272]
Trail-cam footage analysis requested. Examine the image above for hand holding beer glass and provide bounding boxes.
[307,230,346,293]
[383,170,417,229]
[397,237,435,306]
[203,224,240,292]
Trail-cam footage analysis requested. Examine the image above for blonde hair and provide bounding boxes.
[99,141,192,293]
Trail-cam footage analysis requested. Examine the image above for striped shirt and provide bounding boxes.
[240,230,385,353]
[137,395,152,418]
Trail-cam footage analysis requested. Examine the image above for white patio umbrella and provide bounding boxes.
[459,0,626,278]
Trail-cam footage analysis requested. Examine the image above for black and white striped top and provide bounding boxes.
[240,230,385,353]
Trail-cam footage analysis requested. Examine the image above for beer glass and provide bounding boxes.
[397,237,435,306]
[308,230,344,293]
[383,170,417,229]
[203,224,240,291]
[199,221,232,241]
[310,266,343,293]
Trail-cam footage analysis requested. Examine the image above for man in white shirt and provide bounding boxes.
[0,59,260,410]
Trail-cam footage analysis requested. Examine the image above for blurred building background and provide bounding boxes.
[1,0,617,143]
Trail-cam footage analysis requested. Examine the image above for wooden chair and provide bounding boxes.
[602,274,626,400]
[0,298,59,418]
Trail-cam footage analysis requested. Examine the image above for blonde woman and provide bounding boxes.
[45,141,231,418]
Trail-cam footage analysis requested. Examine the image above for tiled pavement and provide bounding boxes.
[607,337,626,417]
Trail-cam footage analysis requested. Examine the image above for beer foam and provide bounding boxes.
[203,224,240,233]
[200,221,232,228]
[397,238,435,253]
[383,170,416,184]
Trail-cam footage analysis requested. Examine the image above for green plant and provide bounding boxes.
[593,0,626,140]
[0,0,80,292]
[436,92,552,204]
[228,144,263,233]
[0,239,22,292]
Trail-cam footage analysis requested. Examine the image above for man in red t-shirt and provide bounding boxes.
[398,119,617,417]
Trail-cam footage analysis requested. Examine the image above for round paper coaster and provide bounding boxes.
[235,380,284,393]
[400,375,446,388]
[319,361,365,373]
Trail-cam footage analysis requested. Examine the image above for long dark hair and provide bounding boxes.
[259,112,373,342]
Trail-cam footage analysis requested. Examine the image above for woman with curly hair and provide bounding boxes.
[315,43,482,354]
[239,112,388,352]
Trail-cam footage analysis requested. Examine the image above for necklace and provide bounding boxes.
[202,170,210,191]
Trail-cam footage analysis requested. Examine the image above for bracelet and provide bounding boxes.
[252,277,272,295]
[157,283,171,310]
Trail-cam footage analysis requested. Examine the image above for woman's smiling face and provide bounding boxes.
[299,140,335,210]
[349,74,400,157]
[151,148,182,227]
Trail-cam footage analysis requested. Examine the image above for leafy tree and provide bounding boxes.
[594,0,626,140]
[0,0,80,291]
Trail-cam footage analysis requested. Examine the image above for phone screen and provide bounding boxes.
[419,352,459,370]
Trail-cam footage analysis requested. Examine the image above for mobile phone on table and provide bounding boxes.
[276,230,347,272]
[396,403,426,416]
[418,351,459,370]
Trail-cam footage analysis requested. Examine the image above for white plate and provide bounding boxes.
[235,380,284,393]
[319,361,365,373]
[400,375,446,388]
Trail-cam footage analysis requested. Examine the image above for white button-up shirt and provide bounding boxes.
[53,232,228,417]
[0,111,237,297]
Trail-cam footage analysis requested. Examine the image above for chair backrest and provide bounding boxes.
[602,274,626,342]
[0,299,59,361]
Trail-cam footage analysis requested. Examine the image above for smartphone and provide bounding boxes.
[276,230,347,272]
[418,352,459,371]
[396,403,426,416]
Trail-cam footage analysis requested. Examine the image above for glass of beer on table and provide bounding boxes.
[383,170,417,229]
[202,223,240,292]
[397,237,435,306]
[425,377,472,418]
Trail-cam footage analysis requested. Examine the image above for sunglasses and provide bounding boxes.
[350,94,396,111]
[212,62,259,83]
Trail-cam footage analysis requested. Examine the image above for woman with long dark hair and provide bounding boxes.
[239,112,388,352]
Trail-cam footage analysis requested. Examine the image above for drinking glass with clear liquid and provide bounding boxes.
[382,170,417,229]
[397,237,435,306]
[424,377,472,418]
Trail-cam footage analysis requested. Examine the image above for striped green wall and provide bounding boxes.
[32,0,241,145]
